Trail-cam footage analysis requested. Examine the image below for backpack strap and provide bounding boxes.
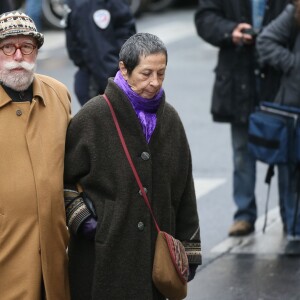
[291,165,300,236]
[262,165,275,233]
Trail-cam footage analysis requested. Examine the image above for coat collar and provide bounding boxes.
[0,75,47,108]
[32,75,47,106]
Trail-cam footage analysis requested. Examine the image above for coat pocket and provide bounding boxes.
[211,71,234,122]
[95,199,115,244]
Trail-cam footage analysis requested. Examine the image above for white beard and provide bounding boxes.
[0,61,36,91]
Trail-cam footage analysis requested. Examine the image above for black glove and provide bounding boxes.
[188,264,198,282]
[78,215,97,240]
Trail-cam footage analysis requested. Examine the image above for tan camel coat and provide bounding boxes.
[0,74,71,300]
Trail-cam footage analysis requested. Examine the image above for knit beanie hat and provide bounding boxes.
[0,11,44,48]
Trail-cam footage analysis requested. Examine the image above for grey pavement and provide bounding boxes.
[188,208,300,300]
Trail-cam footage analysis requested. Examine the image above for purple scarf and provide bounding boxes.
[114,71,163,143]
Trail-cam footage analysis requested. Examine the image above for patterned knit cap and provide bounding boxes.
[0,11,44,48]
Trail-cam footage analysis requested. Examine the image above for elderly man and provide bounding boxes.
[0,11,71,300]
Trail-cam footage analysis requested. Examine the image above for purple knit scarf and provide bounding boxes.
[114,71,163,143]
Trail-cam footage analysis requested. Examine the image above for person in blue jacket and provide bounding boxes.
[256,1,300,246]
[65,0,136,106]
[25,0,43,30]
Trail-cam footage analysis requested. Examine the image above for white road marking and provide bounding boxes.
[194,178,226,199]
[139,21,197,44]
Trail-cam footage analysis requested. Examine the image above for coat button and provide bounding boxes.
[139,187,148,196]
[141,152,150,161]
[16,109,22,116]
[137,221,144,231]
[254,69,260,76]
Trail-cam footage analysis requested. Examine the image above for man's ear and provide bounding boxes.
[119,61,128,80]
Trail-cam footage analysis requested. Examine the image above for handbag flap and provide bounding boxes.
[163,231,189,283]
[261,102,300,116]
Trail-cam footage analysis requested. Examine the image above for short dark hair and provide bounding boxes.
[119,32,168,75]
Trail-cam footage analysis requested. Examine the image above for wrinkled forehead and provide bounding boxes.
[138,53,167,65]
[0,35,36,45]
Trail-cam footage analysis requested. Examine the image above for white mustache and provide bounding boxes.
[4,61,35,72]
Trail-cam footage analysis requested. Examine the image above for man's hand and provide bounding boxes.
[232,23,254,45]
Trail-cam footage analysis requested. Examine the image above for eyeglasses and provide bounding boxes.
[0,43,37,56]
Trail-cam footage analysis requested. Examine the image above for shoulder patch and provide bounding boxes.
[93,9,110,29]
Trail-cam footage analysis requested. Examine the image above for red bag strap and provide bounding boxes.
[103,94,161,233]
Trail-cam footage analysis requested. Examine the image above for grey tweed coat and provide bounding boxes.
[256,4,300,107]
[64,79,201,300]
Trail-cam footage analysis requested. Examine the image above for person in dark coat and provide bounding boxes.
[0,0,12,13]
[194,0,289,237]
[256,2,300,245]
[63,33,202,300]
[65,0,136,106]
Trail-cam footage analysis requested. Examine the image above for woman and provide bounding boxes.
[256,2,300,243]
[64,33,201,300]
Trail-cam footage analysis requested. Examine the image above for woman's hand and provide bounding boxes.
[78,216,97,240]
[188,264,198,282]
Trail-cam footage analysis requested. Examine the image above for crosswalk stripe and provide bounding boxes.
[194,178,226,199]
